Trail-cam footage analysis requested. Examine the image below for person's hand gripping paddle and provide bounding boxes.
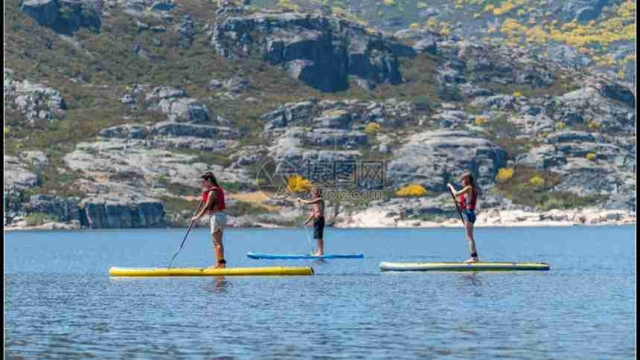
[447,183,466,225]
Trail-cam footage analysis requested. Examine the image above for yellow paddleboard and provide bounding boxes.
[109,266,314,277]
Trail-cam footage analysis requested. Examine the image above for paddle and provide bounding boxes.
[298,198,315,254]
[447,184,466,225]
[304,224,315,254]
[167,200,204,268]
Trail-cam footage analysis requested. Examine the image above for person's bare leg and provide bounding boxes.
[463,222,479,263]
[213,230,225,268]
[314,238,324,256]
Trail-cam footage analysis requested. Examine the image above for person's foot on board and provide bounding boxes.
[464,257,479,263]
[312,251,324,257]
[215,259,227,269]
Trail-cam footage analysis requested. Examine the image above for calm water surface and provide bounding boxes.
[5,226,636,359]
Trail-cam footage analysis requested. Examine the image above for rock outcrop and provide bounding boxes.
[177,14,195,49]
[209,12,414,92]
[20,0,101,35]
[388,130,508,191]
[145,86,211,122]
[80,196,165,228]
[4,156,40,190]
[4,69,66,124]
[548,86,635,132]
[261,98,418,133]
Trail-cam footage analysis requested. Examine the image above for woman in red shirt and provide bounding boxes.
[192,171,227,268]
[447,172,479,263]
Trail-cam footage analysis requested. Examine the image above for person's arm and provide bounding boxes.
[303,212,315,225]
[297,198,323,205]
[192,191,215,221]
[447,184,471,197]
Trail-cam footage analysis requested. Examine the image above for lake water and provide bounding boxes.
[4,226,636,359]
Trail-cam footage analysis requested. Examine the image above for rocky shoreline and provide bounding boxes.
[336,208,636,228]
[5,208,635,231]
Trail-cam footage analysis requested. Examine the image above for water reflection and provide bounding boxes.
[455,272,484,298]
[462,272,482,286]
[203,277,228,294]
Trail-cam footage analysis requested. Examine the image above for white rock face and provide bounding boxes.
[4,70,66,124]
[388,130,508,191]
[64,138,248,193]
[4,156,38,189]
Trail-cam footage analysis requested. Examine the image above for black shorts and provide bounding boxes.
[313,216,325,239]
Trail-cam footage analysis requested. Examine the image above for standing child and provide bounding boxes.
[447,172,479,263]
[297,187,325,256]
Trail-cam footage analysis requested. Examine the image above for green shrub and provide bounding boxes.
[24,212,58,226]
[437,84,463,102]
[158,196,200,215]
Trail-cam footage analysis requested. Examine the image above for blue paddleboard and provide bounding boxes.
[247,252,364,260]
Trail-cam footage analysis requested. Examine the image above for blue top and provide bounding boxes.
[247,252,364,260]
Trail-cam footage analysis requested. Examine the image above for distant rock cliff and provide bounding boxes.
[20,0,101,35]
[210,12,415,92]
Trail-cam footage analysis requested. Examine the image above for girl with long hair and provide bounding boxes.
[447,172,480,263]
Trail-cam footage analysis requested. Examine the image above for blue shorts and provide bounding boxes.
[462,209,476,224]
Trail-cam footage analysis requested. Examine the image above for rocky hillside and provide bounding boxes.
[4,0,636,229]
[255,0,636,82]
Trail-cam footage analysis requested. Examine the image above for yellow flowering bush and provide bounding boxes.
[529,175,545,187]
[440,23,451,35]
[426,17,438,29]
[364,122,382,134]
[277,0,298,11]
[475,116,488,125]
[395,184,428,197]
[496,168,514,182]
[287,175,312,192]
[485,0,634,70]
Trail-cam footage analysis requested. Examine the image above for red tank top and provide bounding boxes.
[459,187,477,211]
[202,186,226,211]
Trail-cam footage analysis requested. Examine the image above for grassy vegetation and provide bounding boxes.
[476,74,579,98]
[494,165,606,210]
[159,194,272,221]
[393,54,441,104]
[24,212,59,226]
[225,200,275,217]
[481,115,539,159]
